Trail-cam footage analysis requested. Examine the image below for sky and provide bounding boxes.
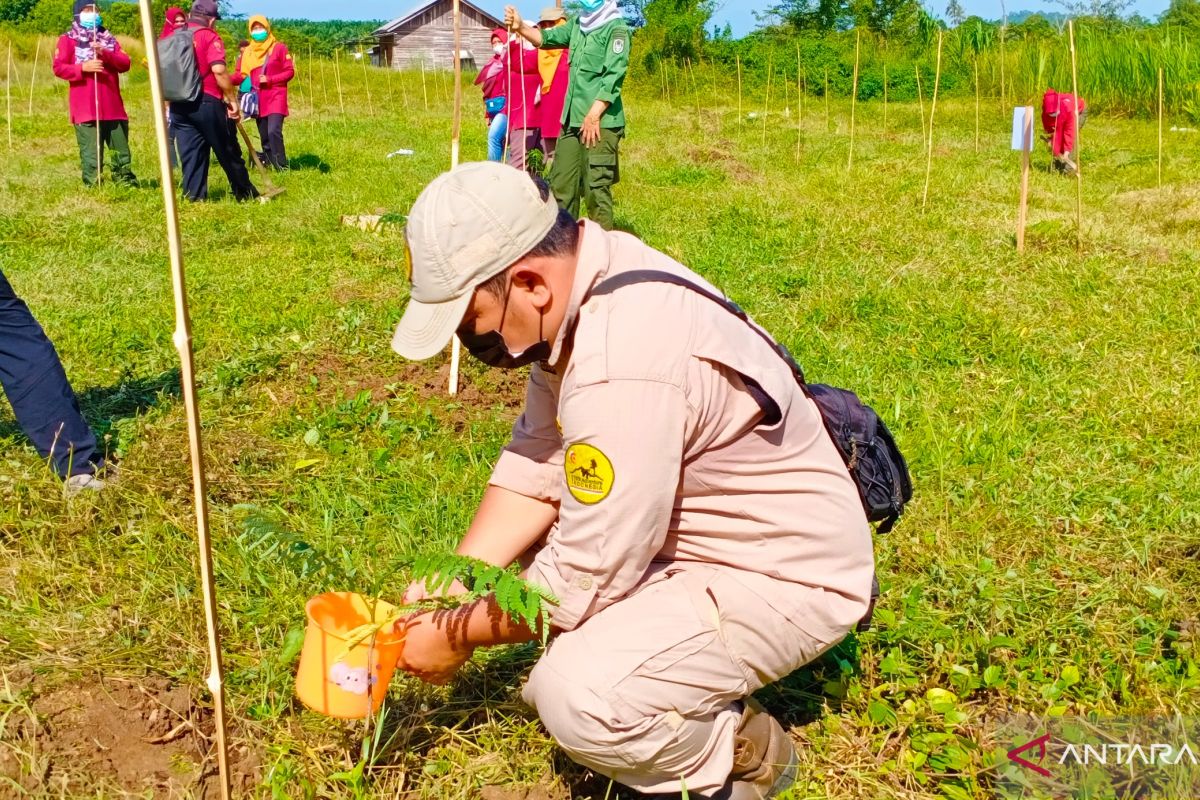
[229,0,1173,35]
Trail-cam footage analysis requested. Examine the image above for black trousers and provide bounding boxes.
[0,269,103,478]
[256,113,287,169]
[170,95,259,202]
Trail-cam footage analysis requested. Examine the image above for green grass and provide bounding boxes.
[1,36,1199,799]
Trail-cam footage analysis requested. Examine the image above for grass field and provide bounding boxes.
[1,35,1199,799]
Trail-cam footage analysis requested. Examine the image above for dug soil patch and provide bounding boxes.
[1,675,260,798]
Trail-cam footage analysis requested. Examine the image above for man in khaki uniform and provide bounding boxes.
[392,162,875,798]
[504,1,628,230]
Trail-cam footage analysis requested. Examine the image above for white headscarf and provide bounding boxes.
[579,0,622,33]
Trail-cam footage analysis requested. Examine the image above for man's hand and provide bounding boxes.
[226,101,241,120]
[581,112,602,147]
[395,612,473,685]
[259,74,269,87]
[504,4,522,30]
[82,59,105,74]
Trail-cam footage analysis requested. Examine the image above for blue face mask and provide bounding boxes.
[79,10,101,28]
[250,29,268,42]
[579,0,605,11]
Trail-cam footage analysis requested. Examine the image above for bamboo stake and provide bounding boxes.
[135,3,231,798]
[659,59,666,100]
[306,44,314,117]
[317,51,329,109]
[1157,66,1163,188]
[6,44,12,150]
[921,31,943,211]
[795,67,802,160]
[999,0,1007,112]
[847,30,860,170]
[915,64,926,147]
[333,48,345,117]
[28,37,41,115]
[450,0,462,396]
[824,67,829,130]
[761,54,772,146]
[736,54,742,129]
[882,60,888,135]
[359,45,374,116]
[420,58,428,111]
[974,57,980,153]
[687,57,701,131]
[1068,19,1081,252]
[93,26,101,186]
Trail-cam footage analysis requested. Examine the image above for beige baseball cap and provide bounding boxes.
[391,161,559,361]
[540,6,566,22]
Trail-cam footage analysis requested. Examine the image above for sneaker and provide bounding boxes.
[65,463,119,496]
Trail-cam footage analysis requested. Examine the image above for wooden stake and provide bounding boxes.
[359,45,374,116]
[317,51,329,109]
[1068,19,1082,251]
[974,57,980,153]
[135,3,231,798]
[761,54,772,146]
[915,64,926,147]
[736,54,742,129]
[847,30,860,170]
[28,37,41,115]
[1016,105,1032,253]
[449,0,462,396]
[333,49,345,117]
[659,59,667,100]
[921,31,943,211]
[999,0,1008,112]
[92,27,101,186]
[687,57,701,131]
[1157,66,1163,188]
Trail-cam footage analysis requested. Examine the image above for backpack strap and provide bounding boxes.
[587,269,808,385]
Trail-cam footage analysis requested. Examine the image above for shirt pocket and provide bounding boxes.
[575,33,609,76]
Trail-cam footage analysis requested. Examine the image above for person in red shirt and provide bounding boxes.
[1041,88,1087,176]
[233,16,295,170]
[536,7,570,164]
[168,0,260,202]
[474,29,509,162]
[504,33,542,173]
[51,0,137,187]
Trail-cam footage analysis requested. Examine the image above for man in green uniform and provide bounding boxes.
[504,1,628,230]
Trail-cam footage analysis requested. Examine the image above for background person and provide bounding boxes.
[391,162,874,800]
[474,28,508,162]
[504,24,542,173]
[234,16,294,170]
[169,0,259,202]
[535,7,569,163]
[1,269,113,493]
[1041,88,1087,176]
[505,0,629,230]
[52,0,137,187]
[159,6,187,171]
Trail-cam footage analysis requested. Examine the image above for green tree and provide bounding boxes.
[638,0,713,66]
[1162,0,1200,28]
[945,0,965,27]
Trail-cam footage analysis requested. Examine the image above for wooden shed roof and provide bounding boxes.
[373,0,503,35]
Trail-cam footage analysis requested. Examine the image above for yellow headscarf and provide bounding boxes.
[241,15,276,76]
[538,18,566,94]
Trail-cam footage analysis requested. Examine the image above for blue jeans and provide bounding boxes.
[0,269,104,478]
[487,113,508,162]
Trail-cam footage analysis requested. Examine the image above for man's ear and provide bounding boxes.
[510,265,552,310]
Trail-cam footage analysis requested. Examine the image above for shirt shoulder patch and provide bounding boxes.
[612,35,625,55]
[564,442,614,504]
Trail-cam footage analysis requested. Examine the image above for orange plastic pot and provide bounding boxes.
[295,592,405,719]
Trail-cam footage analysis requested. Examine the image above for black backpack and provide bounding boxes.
[588,270,913,535]
[157,26,203,103]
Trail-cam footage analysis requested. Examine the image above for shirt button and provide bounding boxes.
[576,575,593,591]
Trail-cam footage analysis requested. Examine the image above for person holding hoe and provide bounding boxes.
[52,0,138,187]
[504,0,628,230]
[233,16,295,171]
[390,162,876,799]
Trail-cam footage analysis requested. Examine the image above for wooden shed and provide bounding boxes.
[373,0,504,70]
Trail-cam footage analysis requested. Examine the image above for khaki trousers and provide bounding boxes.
[522,563,847,795]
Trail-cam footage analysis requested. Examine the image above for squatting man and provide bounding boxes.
[390,162,875,799]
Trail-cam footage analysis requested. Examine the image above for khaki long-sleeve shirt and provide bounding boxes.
[490,221,874,634]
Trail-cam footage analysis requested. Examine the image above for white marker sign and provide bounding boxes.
[1011,106,1033,151]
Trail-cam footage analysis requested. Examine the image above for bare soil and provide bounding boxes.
[0,675,260,798]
